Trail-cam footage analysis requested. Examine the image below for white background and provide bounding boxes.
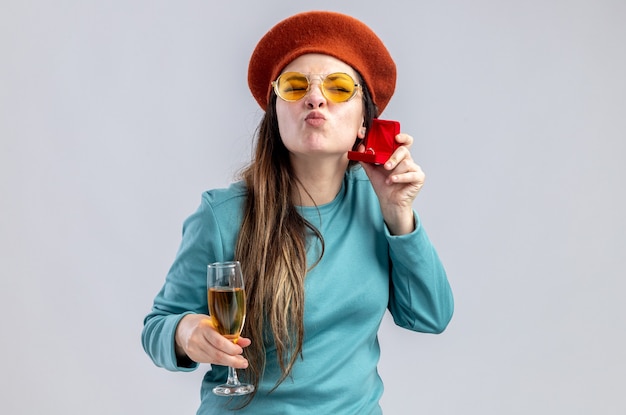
[1,1,625,414]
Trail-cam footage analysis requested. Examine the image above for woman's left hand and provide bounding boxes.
[358,133,424,235]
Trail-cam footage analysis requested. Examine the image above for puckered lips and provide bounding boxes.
[305,111,326,127]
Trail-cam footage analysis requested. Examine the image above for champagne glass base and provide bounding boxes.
[212,383,255,396]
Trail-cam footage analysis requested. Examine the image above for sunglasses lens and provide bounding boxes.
[323,73,357,102]
[275,72,309,101]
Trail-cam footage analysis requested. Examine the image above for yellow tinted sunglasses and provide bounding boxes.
[272,72,361,103]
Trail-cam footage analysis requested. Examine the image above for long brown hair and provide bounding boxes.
[234,80,377,407]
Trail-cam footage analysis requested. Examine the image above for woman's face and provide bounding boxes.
[275,54,366,164]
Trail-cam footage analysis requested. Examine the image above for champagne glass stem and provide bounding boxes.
[226,366,241,387]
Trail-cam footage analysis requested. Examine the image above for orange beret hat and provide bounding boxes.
[248,11,397,115]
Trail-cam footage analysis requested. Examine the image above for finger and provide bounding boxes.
[204,328,244,354]
[212,349,249,369]
[204,347,249,369]
[204,331,250,368]
[235,337,252,348]
[196,319,247,358]
[386,159,425,185]
[395,133,413,148]
[388,170,425,186]
[384,146,412,171]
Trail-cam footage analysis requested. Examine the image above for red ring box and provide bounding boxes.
[347,119,400,164]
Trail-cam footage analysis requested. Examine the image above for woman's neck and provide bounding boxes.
[290,155,348,206]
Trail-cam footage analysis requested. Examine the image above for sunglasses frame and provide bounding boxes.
[272,72,362,103]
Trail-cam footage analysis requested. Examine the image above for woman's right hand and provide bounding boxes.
[174,313,251,369]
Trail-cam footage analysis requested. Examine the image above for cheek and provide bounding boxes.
[341,106,365,137]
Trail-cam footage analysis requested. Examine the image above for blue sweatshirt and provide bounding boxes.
[142,167,453,414]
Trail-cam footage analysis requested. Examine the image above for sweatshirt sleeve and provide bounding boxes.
[141,193,227,372]
[386,211,454,334]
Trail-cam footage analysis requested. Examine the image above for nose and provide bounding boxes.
[304,79,326,108]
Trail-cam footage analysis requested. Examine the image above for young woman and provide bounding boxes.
[142,11,454,414]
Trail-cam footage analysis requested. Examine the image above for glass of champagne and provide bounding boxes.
[207,261,255,396]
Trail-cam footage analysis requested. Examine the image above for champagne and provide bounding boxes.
[208,287,246,341]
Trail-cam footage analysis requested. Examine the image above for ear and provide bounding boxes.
[357,125,366,139]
